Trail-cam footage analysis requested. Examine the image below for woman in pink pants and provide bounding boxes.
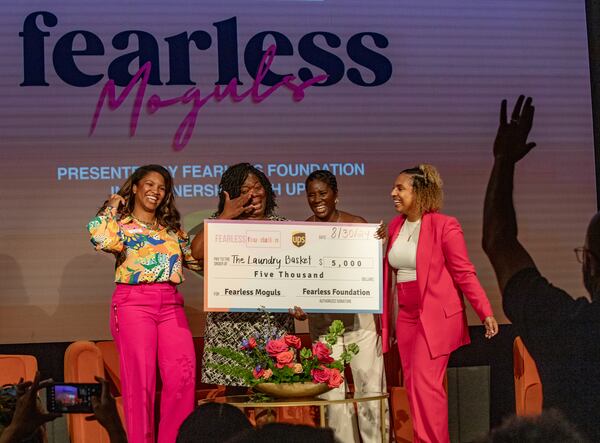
[88,165,201,443]
[382,164,498,443]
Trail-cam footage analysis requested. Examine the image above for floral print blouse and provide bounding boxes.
[87,206,202,284]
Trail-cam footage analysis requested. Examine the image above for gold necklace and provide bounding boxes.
[405,220,421,242]
[132,214,158,229]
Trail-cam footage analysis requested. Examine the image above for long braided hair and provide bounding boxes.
[217,163,277,216]
[97,164,182,233]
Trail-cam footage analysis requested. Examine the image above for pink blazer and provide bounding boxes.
[382,212,493,357]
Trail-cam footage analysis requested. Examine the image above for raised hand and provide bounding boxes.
[0,372,60,443]
[218,191,253,219]
[289,305,308,321]
[494,95,536,163]
[107,193,126,209]
[85,376,127,443]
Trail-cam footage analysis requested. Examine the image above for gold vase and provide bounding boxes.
[254,382,331,398]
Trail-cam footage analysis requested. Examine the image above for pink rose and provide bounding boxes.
[275,350,295,368]
[284,334,302,349]
[252,367,264,379]
[293,363,304,374]
[311,365,332,384]
[263,369,273,380]
[266,338,289,356]
[328,368,344,388]
[312,341,334,363]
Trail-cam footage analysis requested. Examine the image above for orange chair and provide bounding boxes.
[0,355,38,386]
[95,341,122,394]
[513,336,543,416]
[390,386,412,443]
[63,341,113,443]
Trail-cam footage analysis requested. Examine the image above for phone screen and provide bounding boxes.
[46,383,101,413]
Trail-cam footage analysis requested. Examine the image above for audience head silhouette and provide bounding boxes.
[176,402,253,443]
[225,423,336,443]
[583,213,600,301]
[480,410,586,443]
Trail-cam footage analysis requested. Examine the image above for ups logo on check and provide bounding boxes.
[291,232,306,248]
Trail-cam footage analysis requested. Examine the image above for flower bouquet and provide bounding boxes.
[206,312,359,398]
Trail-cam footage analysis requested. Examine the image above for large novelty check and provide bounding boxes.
[204,219,382,313]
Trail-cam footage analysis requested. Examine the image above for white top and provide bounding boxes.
[387,219,421,282]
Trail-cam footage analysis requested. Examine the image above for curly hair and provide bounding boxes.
[305,170,338,194]
[400,164,443,214]
[217,163,277,216]
[97,165,182,233]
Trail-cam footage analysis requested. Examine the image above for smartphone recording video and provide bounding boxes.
[46,383,101,413]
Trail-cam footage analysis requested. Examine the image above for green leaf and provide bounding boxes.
[339,343,360,364]
[300,348,313,360]
[324,320,346,346]
[347,343,360,355]
[329,320,346,335]
[207,346,254,367]
[205,363,255,386]
[324,359,341,370]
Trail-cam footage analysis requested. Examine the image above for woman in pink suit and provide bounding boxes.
[382,164,498,443]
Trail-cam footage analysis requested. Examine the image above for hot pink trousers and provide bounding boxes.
[110,283,196,443]
[396,281,450,443]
